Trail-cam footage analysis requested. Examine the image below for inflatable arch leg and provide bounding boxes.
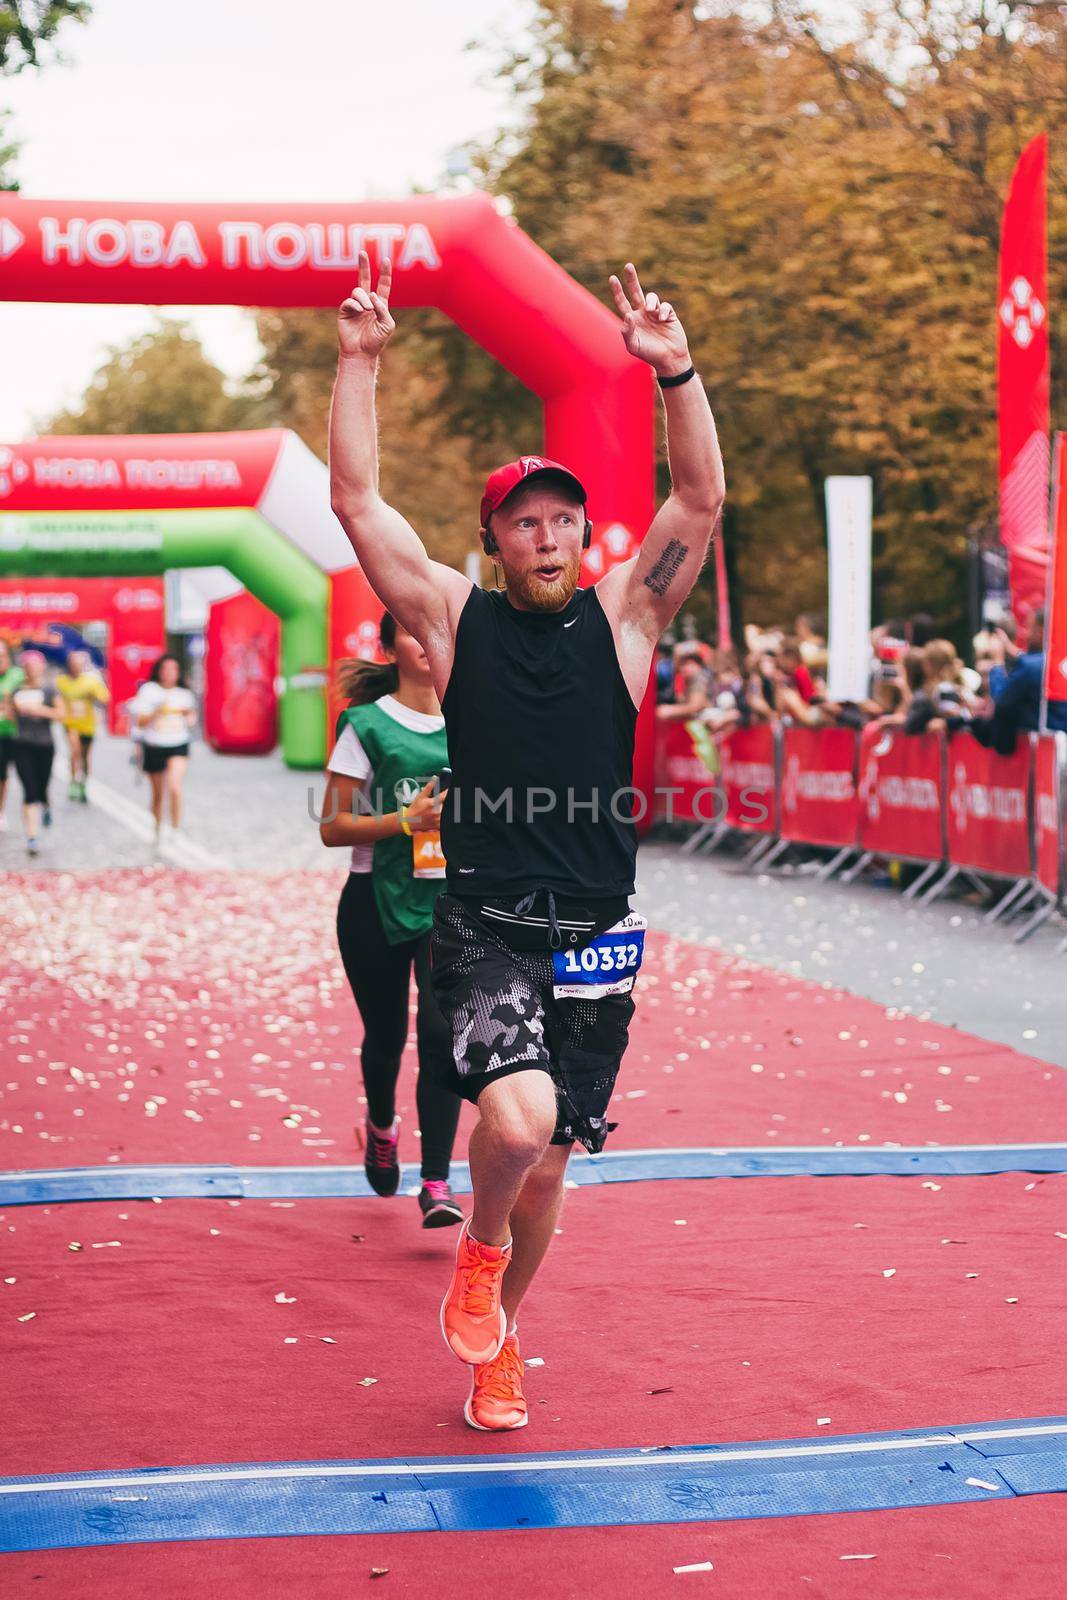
[0,508,329,769]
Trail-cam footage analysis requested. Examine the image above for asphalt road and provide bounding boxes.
[3,729,1063,1069]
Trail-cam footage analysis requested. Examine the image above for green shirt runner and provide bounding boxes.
[0,664,26,739]
[335,698,449,946]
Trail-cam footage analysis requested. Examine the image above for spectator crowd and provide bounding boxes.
[655,607,1067,751]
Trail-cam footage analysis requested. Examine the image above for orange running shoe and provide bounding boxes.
[439,1219,509,1365]
[465,1332,528,1432]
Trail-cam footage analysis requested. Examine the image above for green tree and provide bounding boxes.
[1,0,91,191]
[0,1,90,73]
[45,319,256,436]
[440,0,1067,635]
[250,306,525,574]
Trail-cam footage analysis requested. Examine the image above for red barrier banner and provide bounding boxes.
[720,724,776,835]
[1034,735,1062,897]
[780,725,859,847]
[946,734,1032,878]
[857,725,944,862]
[654,718,721,825]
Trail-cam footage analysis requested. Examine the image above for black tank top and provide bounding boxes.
[441,584,639,898]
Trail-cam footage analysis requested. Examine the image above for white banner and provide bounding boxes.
[825,476,872,702]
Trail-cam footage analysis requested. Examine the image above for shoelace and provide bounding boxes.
[422,1180,452,1203]
[476,1339,524,1401]
[460,1254,505,1318]
[366,1124,398,1167]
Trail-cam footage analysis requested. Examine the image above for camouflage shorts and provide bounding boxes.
[428,894,637,1154]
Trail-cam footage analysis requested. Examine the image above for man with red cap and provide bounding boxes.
[330,251,724,1431]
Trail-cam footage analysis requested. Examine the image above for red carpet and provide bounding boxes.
[4,1499,1065,1600]
[3,870,1065,1169]
[5,868,1066,1593]
[3,1175,1063,1476]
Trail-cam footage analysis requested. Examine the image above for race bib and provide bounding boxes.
[552,913,647,999]
[413,829,447,880]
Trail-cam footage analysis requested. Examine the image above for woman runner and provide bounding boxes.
[55,649,110,802]
[10,650,62,857]
[320,613,463,1228]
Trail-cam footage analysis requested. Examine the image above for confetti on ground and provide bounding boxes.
[966,1478,1001,1492]
[673,1561,714,1573]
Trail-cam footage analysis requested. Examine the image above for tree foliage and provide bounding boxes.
[449,0,1066,631]
[1,0,91,191]
[45,319,254,436]
[250,307,526,576]
[0,1,90,75]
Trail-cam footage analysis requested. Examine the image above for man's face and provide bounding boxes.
[490,486,585,613]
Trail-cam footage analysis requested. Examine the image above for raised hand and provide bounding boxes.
[609,262,691,377]
[338,250,396,359]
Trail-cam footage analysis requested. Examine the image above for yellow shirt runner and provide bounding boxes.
[55,671,110,737]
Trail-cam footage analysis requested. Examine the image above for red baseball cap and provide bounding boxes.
[479,456,587,530]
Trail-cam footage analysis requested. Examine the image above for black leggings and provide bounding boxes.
[336,872,461,1182]
[13,741,54,807]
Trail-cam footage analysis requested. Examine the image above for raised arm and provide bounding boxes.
[597,264,725,652]
[329,252,470,682]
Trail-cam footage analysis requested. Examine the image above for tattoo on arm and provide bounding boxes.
[643,538,689,597]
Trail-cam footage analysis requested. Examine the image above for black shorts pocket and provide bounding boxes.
[553,1042,623,1154]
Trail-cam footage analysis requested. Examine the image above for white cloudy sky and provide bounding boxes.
[0,0,526,437]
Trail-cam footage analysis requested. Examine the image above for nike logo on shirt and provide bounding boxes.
[563,618,578,628]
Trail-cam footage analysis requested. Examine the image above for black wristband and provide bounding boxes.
[656,364,696,389]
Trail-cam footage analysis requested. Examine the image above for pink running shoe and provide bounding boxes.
[418,1180,464,1229]
[362,1115,400,1197]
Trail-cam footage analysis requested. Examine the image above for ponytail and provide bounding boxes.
[336,611,400,706]
[336,657,399,705]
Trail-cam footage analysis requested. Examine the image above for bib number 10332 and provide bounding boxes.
[552,915,646,1000]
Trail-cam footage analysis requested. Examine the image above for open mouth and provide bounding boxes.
[534,566,564,582]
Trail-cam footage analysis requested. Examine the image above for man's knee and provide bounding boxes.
[478,1071,557,1168]
[517,1142,571,1203]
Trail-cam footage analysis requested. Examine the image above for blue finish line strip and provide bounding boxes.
[2,1416,1065,1551]
[2,1144,1066,1206]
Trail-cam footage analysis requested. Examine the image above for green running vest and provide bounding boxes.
[336,700,449,946]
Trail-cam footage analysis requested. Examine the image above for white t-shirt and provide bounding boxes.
[132,682,197,747]
[326,694,446,874]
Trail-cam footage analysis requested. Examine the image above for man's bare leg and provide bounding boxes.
[502,1142,571,1328]
[468,1070,557,1248]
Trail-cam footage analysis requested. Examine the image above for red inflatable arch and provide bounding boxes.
[0,193,657,800]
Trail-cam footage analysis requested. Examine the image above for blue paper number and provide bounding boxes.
[552,929,645,987]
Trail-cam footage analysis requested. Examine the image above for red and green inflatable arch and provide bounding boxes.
[0,193,657,793]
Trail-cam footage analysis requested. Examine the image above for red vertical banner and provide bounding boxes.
[1043,434,1067,709]
[712,512,731,652]
[998,133,1050,626]
[1033,735,1062,898]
